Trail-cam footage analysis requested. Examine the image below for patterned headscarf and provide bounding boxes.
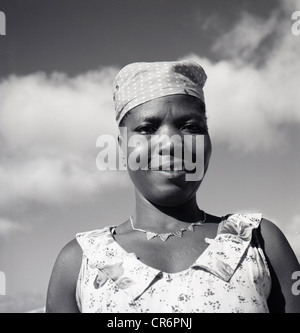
[112,60,207,125]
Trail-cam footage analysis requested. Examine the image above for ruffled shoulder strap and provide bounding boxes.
[194,213,262,282]
[217,213,262,240]
[76,227,116,261]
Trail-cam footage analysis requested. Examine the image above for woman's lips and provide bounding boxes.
[148,156,194,171]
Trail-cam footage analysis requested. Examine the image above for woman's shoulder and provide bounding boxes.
[46,238,83,312]
[220,213,291,250]
[56,238,83,265]
[259,217,298,263]
[259,218,292,251]
[258,217,300,312]
[56,225,118,264]
[47,228,110,294]
[49,238,83,287]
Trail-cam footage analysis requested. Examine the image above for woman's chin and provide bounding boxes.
[140,183,201,207]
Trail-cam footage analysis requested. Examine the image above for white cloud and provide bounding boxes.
[212,12,279,62]
[0,68,118,157]
[0,157,127,206]
[183,0,300,152]
[0,67,129,208]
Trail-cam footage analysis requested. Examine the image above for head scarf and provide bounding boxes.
[113,60,207,126]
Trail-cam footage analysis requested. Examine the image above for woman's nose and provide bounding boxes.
[159,138,175,156]
[156,126,183,156]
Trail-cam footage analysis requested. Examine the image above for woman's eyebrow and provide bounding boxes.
[175,114,205,122]
[133,114,206,125]
[136,115,162,123]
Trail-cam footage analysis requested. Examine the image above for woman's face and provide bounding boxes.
[119,94,212,207]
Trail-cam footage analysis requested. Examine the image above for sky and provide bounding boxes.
[0,0,300,312]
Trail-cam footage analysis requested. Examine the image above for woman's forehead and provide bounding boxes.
[128,95,205,121]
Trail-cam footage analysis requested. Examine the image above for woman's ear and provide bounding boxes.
[117,134,122,147]
[118,135,127,168]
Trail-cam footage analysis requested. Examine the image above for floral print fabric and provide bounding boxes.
[75,213,271,313]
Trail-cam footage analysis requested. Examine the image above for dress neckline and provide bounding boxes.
[107,220,224,275]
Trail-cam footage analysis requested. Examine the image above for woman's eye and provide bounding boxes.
[181,124,206,134]
[135,125,157,135]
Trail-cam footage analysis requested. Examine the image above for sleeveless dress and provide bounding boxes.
[75,213,271,313]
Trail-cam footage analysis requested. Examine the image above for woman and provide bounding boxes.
[46,60,300,313]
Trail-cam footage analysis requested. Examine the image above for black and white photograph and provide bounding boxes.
[0,0,300,315]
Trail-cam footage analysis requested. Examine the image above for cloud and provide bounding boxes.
[0,68,118,157]
[211,11,279,63]
[0,68,130,208]
[0,157,127,206]
[183,0,300,152]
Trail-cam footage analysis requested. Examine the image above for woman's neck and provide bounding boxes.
[133,190,205,231]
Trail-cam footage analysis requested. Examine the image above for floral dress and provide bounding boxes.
[75,213,271,313]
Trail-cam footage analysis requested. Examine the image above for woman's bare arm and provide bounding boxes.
[46,239,83,313]
[259,218,300,313]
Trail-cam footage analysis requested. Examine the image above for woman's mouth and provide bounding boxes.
[148,156,194,173]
